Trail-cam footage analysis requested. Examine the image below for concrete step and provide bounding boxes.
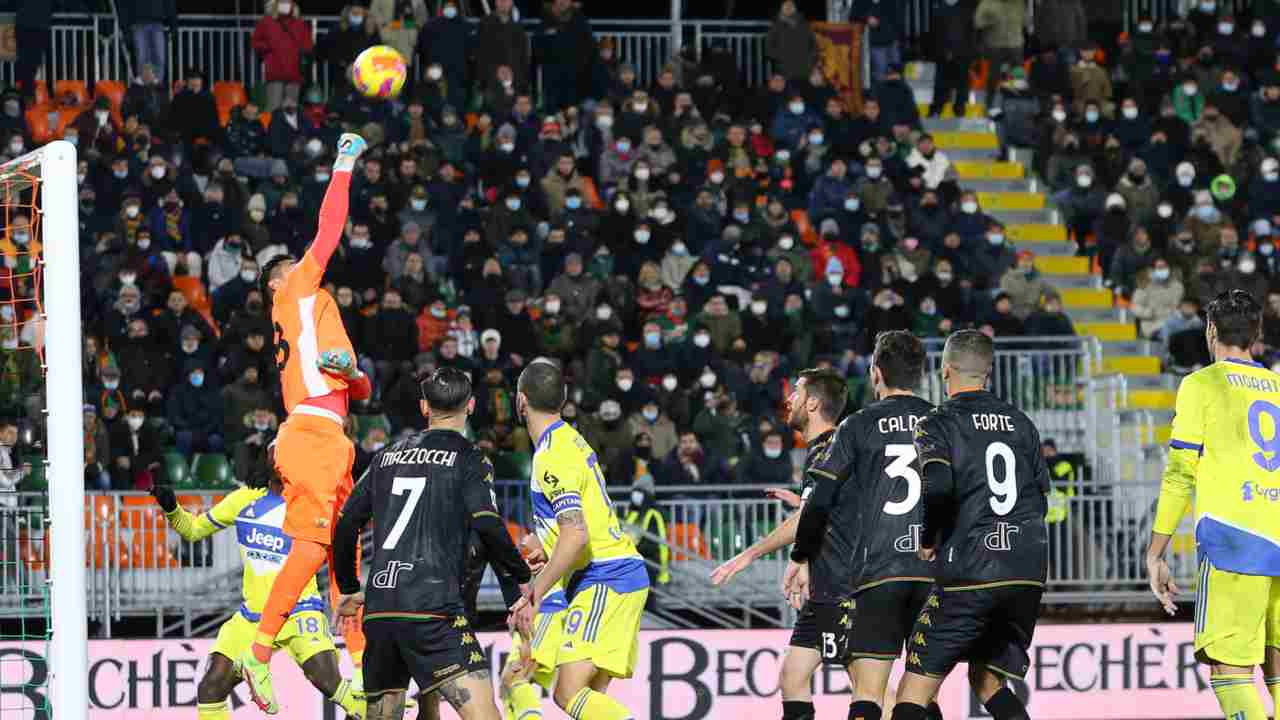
[933,131,1000,151]
[977,191,1045,212]
[1076,320,1137,342]
[1102,340,1158,356]
[1034,255,1089,275]
[915,102,988,119]
[906,62,935,83]
[990,209,1055,225]
[1101,355,1162,375]
[960,178,1035,193]
[1059,287,1113,309]
[1126,388,1177,410]
[1008,223,1067,243]
[940,147,1006,163]
[1124,374,1179,389]
[1022,242,1078,256]
[1067,308,1123,323]
[923,117,996,133]
[1046,275,1102,290]
[954,161,1023,180]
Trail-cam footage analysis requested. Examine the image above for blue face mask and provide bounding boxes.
[644,332,661,348]
[516,176,530,188]
[566,196,582,210]
[693,274,710,286]
[1196,205,1220,223]
[190,372,205,387]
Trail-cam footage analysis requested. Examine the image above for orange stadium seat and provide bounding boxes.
[213,81,248,111]
[667,522,710,561]
[53,80,88,107]
[258,111,272,130]
[23,106,51,144]
[94,80,126,111]
[791,209,817,246]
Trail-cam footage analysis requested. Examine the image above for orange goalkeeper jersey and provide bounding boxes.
[272,249,355,413]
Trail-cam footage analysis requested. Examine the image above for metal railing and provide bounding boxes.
[6,14,770,99]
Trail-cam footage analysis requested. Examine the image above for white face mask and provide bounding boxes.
[631,490,646,505]
[545,300,561,314]
[8,141,22,154]
[500,142,515,153]
[1183,83,1198,97]
[1077,175,1093,188]
[137,238,151,250]
[1254,24,1267,37]
[126,416,145,431]
[150,166,165,179]
[693,333,711,349]
[126,206,140,219]
[1052,109,1067,123]
[710,171,725,184]
[596,115,614,129]
[699,370,716,387]
[866,166,882,179]
[443,5,458,17]
[789,102,805,115]
[636,168,650,181]
[1157,204,1173,218]
[1177,174,1194,187]
[615,200,630,213]
[506,198,521,211]
[961,201,978,214]
[670,242,688,256]
[427,67,443,80]
[751,301,767,315]
[1122,106,1138,120]
[95,110,110,125]
[1152,267,1170,281]
[596,306,613,321]
[764,446,783,459]
[634,229,650,244]
[633,102,648,113]
[240,270,257,283]
[827,273,843,287]
[277,2,292,13]
[779,236,795,250]
[617,378,634,392]
[662,375,678,391]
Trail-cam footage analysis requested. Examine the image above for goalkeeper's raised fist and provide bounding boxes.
[151,483,177,513]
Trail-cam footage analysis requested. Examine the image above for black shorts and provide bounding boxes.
[789,598,854,665]
[849,581,933,660]
[363,616,488,697]
[905,584,1043,680]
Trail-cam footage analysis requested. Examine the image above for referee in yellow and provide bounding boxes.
[1147,290,1280,720]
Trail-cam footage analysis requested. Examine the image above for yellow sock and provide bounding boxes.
[505,681,543,720]
[1211,673,1267,720]
[564,687,633,720]
[330,679,366,719]
[1265,675,1279,717]
[197,700,230,720]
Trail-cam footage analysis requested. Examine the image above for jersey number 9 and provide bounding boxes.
[1248,400,1280,471]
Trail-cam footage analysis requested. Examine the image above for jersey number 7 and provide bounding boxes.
[383,476,426,549]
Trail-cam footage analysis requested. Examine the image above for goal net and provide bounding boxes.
[0,141,86,720]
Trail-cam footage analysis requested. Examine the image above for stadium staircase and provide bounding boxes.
[904,63,1172,476]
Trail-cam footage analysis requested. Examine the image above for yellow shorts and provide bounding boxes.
[212,609,336,667]
[509,610,564,688]
[558,584,648,679]
[1194,556,1280,666]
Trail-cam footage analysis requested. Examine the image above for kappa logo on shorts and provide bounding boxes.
[461,633,475,646]
[469,652,484,664]
[908,652,921,666]
[918,613,931,626]
[926,595,940,609]
[913,632,926,646]
[453,616,469,628]
[435,664,462,678]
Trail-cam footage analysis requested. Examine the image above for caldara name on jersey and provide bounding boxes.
[379,447,459,468]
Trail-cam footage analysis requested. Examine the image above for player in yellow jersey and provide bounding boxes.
[1148,290,1280,720]
[508,359,649,720]
[496,534,567,720]
[151,446,365,720]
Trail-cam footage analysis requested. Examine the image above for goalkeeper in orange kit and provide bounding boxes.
[237,133,374,715]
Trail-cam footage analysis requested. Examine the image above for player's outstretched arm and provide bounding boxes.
[711,509,800,585]
[301,133,368,279]
[155,485,250,542]
[533,509,588,602]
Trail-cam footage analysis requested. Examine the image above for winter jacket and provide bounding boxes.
[1131,277,1185,338]
[251,14,314,84]
[1115,175,1160,226]
[999,268,1056,319]
[931,0,977,57]
[1034,0,1086,51]
[475,13,531,91]
[765,13,818,80]
[974,0,1025,50]
[167,380,224,435]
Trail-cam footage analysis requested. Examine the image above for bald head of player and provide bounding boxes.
[516,359,567,441]
[941,329,994,396]
[871,330,926,399]
[420,366,475,431]
[1205,289,1262,362]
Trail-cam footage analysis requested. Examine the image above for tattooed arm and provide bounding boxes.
[531,509,588,605]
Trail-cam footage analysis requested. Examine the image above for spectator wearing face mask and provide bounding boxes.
[1047,133,1090,192]
[546,252,601,320]
[626,397,677,463]
[416,1,470,111]
[1115,158,1159,226]
[166,362,225,459]
[971,220,1018,289]
[1108,226,1156,298]
[1112,97,1153,152]
[1222,252,1269,302]
[109,406,162,490]
[1131,258,1184,339]
[250,0,313,112]
[1069,44,1113,115]
[1000,250,1056,319]
[315,4,380,85]
[1172,76,1206,124]
[581,398,634,470]
[1249,158,1280,221]
[1187,191,1232,254]
[167,68,222,151]
[220,361,271,442]
[1193,103,1242,169]
[1056,165,1107,243]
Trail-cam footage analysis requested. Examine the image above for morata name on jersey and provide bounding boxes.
[1226,373,1280,393]
[379,448,460,468]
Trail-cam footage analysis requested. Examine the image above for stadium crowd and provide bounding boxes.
[1,0,1279,506]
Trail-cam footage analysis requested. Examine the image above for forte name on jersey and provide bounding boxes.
[972,413,1017,433]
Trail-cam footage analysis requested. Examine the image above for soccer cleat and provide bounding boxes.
[237,650,279,715]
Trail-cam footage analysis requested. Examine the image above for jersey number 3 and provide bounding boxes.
[383,476,426,550]
[883,444,921,516]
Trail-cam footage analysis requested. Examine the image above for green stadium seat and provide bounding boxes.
[164,452,192,488]
[191,453,235,489]
[493,451,531,480]
[352,413,391,443]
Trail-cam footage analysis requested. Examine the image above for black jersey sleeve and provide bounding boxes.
[334,470,375,595]
[461,454,532,586]
[914,412,955,551]
[1030,424,1051,496]
[792,417,859,563]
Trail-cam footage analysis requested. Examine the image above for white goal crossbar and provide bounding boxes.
[0,140,88,720]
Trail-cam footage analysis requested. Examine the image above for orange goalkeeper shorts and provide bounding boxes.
[274,411,355,545]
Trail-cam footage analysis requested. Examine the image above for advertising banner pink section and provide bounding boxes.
[0,624,1272,719]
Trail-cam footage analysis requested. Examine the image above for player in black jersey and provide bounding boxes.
[710,368,842,720]
[332,367,532,720]
[786,331,938,720]
[889,331,1049,720]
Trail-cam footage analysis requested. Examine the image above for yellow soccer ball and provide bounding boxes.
[351,45,407,99]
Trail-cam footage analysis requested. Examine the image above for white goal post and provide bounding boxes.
[0,139,88,720]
